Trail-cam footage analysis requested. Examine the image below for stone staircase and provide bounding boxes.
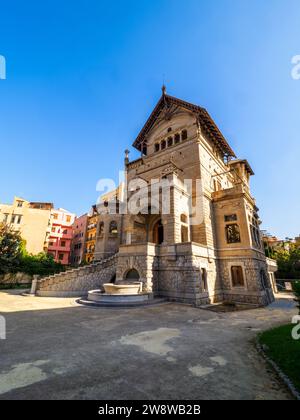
[36,254,118,297]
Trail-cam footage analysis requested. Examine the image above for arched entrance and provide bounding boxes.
[153,220,164,245]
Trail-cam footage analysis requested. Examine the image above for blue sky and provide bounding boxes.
[0,0,299,238]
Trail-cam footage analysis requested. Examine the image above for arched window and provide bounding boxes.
[201,268,208,292]
[155,143,160,152]
[142,145,147,156]
[181,130,188,141]
[181,214,188,224]
[109,221,118,234]
[153,220,164,245]
[231,266,244,287]
[167,137,173,147]
[161,140,166,150]
[98,222,104,235]
[175,133,181,144]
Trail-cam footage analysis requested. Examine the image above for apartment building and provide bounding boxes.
[47,208,76,265]
[70,214,88,266]
[0,197,53,255]
[85,205,99,263]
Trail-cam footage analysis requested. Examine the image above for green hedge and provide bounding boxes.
[17,253,66,277]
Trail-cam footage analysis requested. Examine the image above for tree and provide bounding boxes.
[274,243,300,279]
[292,281,300,315]
[0,223,23,274]
[0,222,65,277]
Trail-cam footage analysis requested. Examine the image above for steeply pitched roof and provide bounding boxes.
[132,92,236,158]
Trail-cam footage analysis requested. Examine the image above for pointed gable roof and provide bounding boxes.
[132,92,236,158]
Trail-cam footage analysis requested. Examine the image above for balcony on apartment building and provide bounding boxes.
[50,228,73,240]
[48,241,71,252]
[87,223,97,231]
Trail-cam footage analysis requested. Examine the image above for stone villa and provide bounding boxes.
[36,88,277,306]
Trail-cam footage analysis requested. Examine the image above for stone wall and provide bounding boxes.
[36,255,118,297]
[0,272,32,286]
[218,257,274,306]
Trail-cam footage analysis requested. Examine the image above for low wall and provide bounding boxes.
[0,272,32,286]
[36,255,118,297]
[276,279,299,292]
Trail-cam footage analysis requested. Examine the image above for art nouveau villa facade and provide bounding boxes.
[91,89,276,306]
[37,89,277,306]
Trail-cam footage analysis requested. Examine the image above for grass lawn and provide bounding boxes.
[259,324,300,393]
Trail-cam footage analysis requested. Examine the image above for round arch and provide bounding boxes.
[124,268,140,281]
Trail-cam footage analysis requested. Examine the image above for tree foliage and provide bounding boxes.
[272,243,300,279]
[0,222,65,277]
[0,223,23,274]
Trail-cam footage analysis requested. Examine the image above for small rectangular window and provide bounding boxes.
[11,215,17,224]
[231,266,245,287]
[225,214,237,222]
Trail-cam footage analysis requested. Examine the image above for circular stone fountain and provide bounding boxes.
[79,282,161,307]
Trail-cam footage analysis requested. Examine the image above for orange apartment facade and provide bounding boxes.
[85,205,99,263]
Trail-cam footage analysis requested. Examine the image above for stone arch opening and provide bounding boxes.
[124,269,140,281]
[110,273,116,284]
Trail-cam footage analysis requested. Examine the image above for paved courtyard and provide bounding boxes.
[0,290,297,400]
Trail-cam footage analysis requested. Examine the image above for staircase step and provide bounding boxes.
[77,298,168,309]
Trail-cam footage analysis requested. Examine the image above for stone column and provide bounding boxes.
[30,275,39,296]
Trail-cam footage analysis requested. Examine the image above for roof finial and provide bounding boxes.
[162,84,166,97]
[124,149,130,165]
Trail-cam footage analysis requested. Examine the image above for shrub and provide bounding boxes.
[0,222,65,277]
[18,253,65,277]
[292,281,300,315]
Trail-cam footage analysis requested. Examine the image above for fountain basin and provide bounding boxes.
[87,288,151,304]
[103,283,142,295]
